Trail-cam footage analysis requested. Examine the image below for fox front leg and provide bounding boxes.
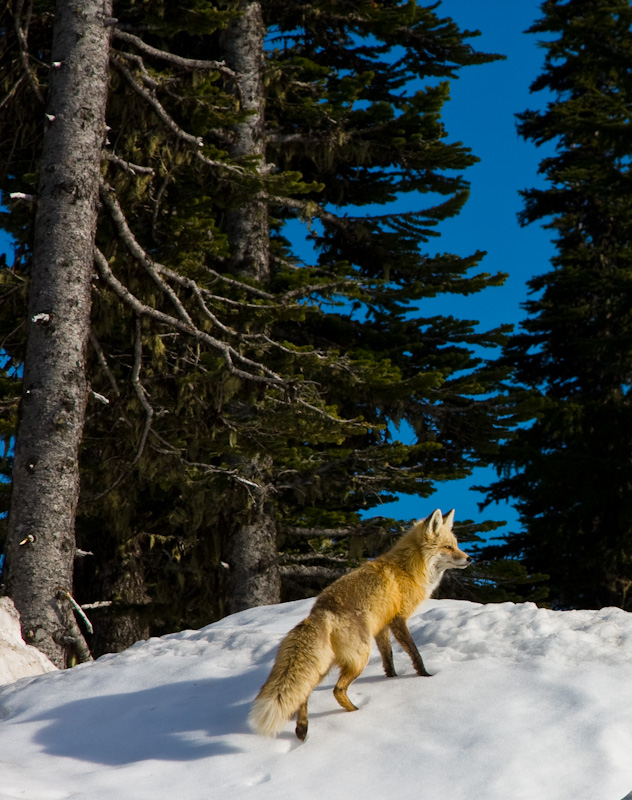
[389,616,431,677]
[375,627,396,677]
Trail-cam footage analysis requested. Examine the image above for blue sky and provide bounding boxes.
[360,0,557,537]
[0,1,556,542]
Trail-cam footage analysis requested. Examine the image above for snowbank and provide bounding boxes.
[0,597,57,684]
[0,598,631,800]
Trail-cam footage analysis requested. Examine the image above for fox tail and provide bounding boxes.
[249,609,335,737]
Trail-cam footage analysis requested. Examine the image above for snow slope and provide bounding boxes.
[1,598,632,800]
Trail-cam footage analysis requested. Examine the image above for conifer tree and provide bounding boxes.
[2,0,515,654]
[0,0,112,666]
[247,0,512,598]
[485,0,632,610]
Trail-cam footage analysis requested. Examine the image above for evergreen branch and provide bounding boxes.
[183,459,265,489]
[266,194,348,228]
[113,28,236,78]
[281,278,368,301]
[93,247,285,386]
[266,121,395,146]
[264,389,361,427]
[111,53,247,176]
[255,333,327,358]
[294,396,358,425]
[100,185,348,350]
[268,193,463,233]
[270,253,373,293]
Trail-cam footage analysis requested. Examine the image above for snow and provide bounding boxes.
[0,598,57,684]
[1,598,632,800]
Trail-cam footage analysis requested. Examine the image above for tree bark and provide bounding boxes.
[5,0,112,667]
[223,457,280,614]
[222,2,280,613]
[223,0,270,282]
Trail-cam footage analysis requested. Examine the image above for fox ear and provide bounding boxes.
[444,509,455,529]
[427,508,443,538]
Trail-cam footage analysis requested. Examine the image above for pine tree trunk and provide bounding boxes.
[222,2,280,613]
[5,0,112,667]
[89,540,152,657]
[223,0,270,281]
[223,457,280,614]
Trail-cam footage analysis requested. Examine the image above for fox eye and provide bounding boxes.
[444,545,454,551]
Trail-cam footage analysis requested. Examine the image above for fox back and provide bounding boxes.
[312,507,470,633]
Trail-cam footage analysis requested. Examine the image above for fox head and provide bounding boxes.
[416,508,471,572]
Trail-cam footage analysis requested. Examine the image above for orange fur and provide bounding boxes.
[249,509,470,740]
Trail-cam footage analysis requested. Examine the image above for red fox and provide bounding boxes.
[249,508,470,740]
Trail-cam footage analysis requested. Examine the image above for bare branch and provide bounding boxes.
[99,182,195,327]
[279,564,345,582]
[13,0,44,104]
[281,525,389,539]
[90,319,155,501]
[265,193,349,228]
[93,247,285,386]
[111,54,248,176]
[56,590,93,662]
[89,330,121,399]
[280,553,350,566]
[0,74,26,112]
[195,266,276,302]
[99,182,310,345]
[150,155,175,242]
[267,391,360,426]
[130,316,154,466]
[112,54,203,148]
[104,151,155,176]
[113,28,236,78]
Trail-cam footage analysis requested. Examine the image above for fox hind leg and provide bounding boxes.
[333,646,370,712]
[389,616,431,677]
[375,627,396,677]
[333,667,362,712]
[295,700,308,741]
